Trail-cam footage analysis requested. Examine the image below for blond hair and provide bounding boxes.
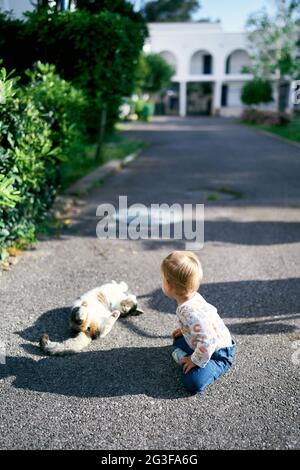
[161,251,203,295]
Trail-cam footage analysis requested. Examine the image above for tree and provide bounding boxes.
[246,0,300,112]
[0,8,148,140]
[74,0,144,22]
[30,1,145,29]
[141,0,201,22]
[241,78,273,106]
[30,0,49,8]
[135,53,174,96]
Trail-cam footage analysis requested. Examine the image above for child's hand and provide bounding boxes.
[181,356,197,374]
[172,328,183,339]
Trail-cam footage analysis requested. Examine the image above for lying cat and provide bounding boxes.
[40,281,143,355]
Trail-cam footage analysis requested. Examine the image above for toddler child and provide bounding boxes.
[161,250,235,394]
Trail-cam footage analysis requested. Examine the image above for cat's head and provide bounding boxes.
[120,294,144,317]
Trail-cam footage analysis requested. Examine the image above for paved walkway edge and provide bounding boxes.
[64,149,142,196]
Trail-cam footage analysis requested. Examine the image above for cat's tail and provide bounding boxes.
[39,332,92,356]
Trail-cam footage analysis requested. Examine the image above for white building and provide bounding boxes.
[146,22,255,117]
[1,3,286,117]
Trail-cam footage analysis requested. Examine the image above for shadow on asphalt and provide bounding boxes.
[229,319,298,335]
[139,278,300,334]
[62,219,300,247]
[120,316,170,340]
[17,306,170,349]
[17,276,300,355]
[18,307,71,344]
[203,221,300,246]
[140,221,300,249]
[11,275,299,398]
[0,346,189,399]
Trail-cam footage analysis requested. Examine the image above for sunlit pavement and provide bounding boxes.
[0,116,299,449]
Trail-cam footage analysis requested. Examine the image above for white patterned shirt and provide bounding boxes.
[176,292,232,368]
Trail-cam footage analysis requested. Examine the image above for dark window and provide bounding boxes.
[203,55,212,74]
[221,85,228,107]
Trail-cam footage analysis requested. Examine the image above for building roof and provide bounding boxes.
[148,22,224,33]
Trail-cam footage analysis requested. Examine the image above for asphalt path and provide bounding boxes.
[0,117,299,449]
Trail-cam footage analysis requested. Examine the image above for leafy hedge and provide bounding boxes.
[0,64,87,257]
[0,9,148,135]
[25,62,88,159]
[0,6,147,258]
[241,79,273,106]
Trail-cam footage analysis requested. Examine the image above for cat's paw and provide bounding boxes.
[112,310,120,319]
[39,333,49,349]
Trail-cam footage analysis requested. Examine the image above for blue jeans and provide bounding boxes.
[173,336,235,394]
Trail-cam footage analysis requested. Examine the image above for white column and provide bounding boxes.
[179,81,187,117]
[287,80,294,113]
[213,81,222,116]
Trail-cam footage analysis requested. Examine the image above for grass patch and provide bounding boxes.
[1,133,145,264]
[217,186,243,199]
[241,118,300,145]
[207,193,218,201]
[60,131,145,191]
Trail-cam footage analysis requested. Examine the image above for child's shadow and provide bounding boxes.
[1,346,187,399]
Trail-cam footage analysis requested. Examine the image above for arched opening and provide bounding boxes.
[158,50,177,75]
[226,49,251,74]
[190,50,213,75]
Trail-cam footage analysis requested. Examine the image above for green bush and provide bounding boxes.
[0,64,87,257]
[0,12,28,76]
[130,98,154,121]
[25,61,88,160]
[0,67,57,255]
[0,9,148,136]
[0,175,21,209]
[241,78,273,106]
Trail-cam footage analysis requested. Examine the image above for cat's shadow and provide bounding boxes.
[13,306,185,399]
[17,303,170,351]
[18,307,72,344]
